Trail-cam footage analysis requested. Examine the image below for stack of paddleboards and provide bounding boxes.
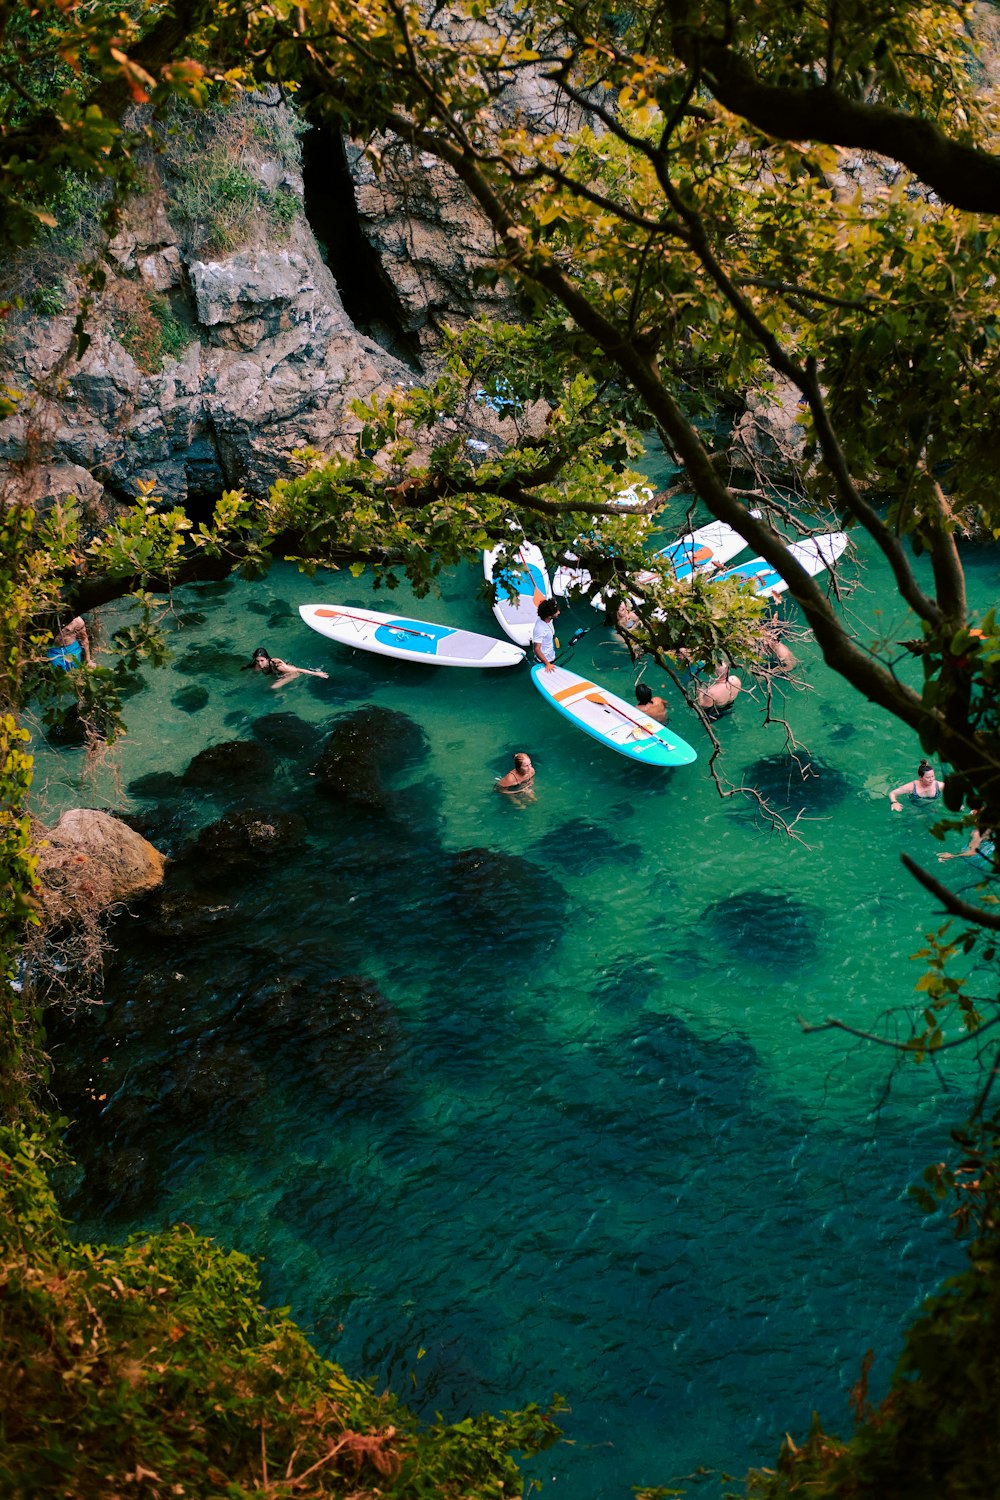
[553,518,751,603]
[711,532,849,595]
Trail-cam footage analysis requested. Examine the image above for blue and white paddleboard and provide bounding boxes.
[299,604,524,668]
[648,519,749,581]
[571,518,750,608]
[483,535,552,646]
[712,532,848,595]
[531,663,697,766]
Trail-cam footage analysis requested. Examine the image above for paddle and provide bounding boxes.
[314,607,440,642]
[518,544,546,607]
[585,692,659,738]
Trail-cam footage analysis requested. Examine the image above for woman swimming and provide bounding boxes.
[889,760,942,811]
[496,752,535,794]
[246,647,329,688]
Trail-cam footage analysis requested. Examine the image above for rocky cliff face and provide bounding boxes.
[0,102,417,516]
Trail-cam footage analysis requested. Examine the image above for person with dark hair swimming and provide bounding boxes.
[889,760,941,811]
[938,816,996,867]
[635,681,667,723]
[246,647,329,689]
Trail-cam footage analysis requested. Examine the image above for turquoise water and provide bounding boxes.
[32,503,1000,1498]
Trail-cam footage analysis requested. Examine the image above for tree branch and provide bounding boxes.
[687,40,1000,215]
[900,853,1000,930]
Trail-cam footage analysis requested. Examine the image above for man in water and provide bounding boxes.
[696,661,742,718]
[532,598,560,672]
[635,682,667,723]
[47,615,93,670]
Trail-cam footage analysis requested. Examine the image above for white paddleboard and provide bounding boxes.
[299,604,524,668]
[531,663,697,766]
[483,535,552,646]
[712,532,849,595]
[567,517,750,609]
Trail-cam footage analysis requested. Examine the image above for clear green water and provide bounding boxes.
[31,497,1000,1498]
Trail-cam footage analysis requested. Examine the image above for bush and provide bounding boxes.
[0,1126,562,1498]
[104,281,192,372]
[161,94,304,255]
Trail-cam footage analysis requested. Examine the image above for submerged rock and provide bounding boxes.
[251,711,324,759]
[171,642,240,677]
[127,770,184,800]
[590,956,664,1009]
[172,683,210,714]
[532,818,642,875]
[182,738,275,788]
[697,888,821,969]
[195,806,307,867]
[314,705,429,804]
[163,1040,268,1121]
[144,886,236,939]
[446,845,563,940]
[738,752,852,816]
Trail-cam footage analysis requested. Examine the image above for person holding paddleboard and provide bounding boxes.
[532,599,560,672]
[246,647,329,689]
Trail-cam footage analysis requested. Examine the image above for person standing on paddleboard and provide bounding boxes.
[532,599,560,672]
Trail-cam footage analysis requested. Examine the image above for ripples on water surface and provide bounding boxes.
[32,511,1000,1498]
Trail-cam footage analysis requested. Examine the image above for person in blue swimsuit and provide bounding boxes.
[938,820,996,868]
[889,760,942,811]
[46,615,92,671]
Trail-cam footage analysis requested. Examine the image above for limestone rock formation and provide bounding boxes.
[32,808,167,926]
[0,80,418,520]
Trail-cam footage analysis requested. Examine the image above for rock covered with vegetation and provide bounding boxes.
[0,95,414,510]
[32,808,167,927]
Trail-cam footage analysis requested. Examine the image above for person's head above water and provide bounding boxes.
[248,647,274,672]
[635,682,653,705]
[917,759,935,780]
[513,752,533,772]
[537,598,560,622]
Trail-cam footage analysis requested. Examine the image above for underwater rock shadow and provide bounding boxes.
[172,683,210,715]
[182,738,276,788]
[531,817,643,876]
[231,970,414,1123]
[694,886,822,971]
[590,955,664,1010]
[313,705,430,808]
[733,751,854,823]
[171,641,240,677]
[250,711,326,760]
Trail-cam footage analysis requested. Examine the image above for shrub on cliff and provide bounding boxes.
[0,1127,561,1498]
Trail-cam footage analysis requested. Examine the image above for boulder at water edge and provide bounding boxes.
[32,808,167,925]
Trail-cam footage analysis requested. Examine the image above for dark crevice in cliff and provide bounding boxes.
[301,121,423,373]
